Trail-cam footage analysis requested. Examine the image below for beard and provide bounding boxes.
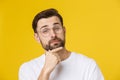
[41,37,65,51]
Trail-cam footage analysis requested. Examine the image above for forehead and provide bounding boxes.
[37,16,62,29]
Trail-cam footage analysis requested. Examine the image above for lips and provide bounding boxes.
[50,39,60,43]
[46,37,64,50]
[49,37,62,46]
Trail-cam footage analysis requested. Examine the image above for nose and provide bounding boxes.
[50,29,56,38]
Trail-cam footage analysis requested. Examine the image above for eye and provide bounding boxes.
[41,28,49,34]
[54,26,62,31]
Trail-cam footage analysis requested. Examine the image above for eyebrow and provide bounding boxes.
[53,22,61,25]
[40,22,61,29]
[40,25,48,30]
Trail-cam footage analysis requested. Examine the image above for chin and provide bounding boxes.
[50,43,63,50]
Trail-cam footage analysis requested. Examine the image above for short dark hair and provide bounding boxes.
[32,8,63,33]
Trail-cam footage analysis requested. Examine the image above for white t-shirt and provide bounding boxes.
[19,52,104,80]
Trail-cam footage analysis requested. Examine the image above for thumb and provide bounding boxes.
[50,47,63,53]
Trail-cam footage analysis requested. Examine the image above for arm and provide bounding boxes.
[88,60,104,80]
[38,68,50,80]
[38,47,62,80]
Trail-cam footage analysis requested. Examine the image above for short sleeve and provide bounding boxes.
[88,59,104,80]
[18,63,35,80]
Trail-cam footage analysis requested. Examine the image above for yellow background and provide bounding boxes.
[0,0,120,80]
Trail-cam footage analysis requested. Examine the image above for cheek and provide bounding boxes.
[40,37,50,45]
[59,33,65,39]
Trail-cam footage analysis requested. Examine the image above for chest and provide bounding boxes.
[49,63,86,80]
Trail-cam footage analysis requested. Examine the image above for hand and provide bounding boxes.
[43,47,63,74]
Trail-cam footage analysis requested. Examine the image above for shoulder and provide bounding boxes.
[71,52,101,73]
[71,52,104,80]
[71,52,97,66]
[19,54,45,76]
[18,54,45,80]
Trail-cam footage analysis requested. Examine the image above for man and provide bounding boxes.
[19,8,104,80]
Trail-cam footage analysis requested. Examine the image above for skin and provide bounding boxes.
[34,16,71,80]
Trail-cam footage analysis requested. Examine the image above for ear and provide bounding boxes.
[34,33,40,43]
[63,26,66,33]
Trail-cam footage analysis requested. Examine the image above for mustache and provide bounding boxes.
[49,37,62,44]
[45,36,65,51]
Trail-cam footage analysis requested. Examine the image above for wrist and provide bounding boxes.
[38,68,51,80]
[42,67,51,76]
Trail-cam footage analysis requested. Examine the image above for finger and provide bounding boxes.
[54,54,61,62]
[50,47,63,53]
[57,56,61,62]
[45,51,51,55]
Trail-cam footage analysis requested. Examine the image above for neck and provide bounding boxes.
[58,48,71,61]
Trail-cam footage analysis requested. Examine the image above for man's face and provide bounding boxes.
[34,16,65,51]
